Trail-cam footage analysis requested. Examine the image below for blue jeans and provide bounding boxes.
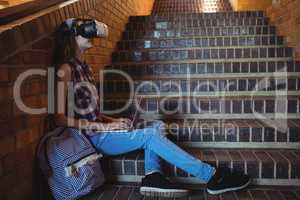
[89,127,215,183]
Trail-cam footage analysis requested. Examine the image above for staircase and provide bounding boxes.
[100,0,300,188]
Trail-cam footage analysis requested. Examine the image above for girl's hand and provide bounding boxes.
[84,121,129,134]
[105,121,130,131]
[112,118,132,127]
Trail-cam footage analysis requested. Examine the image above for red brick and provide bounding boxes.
[60,7,71,20]
[85,55,110,64]
[40,14,53,33]
[0,68,9,82]
[2,52,24,65]
[31,37,54,51]
[15,144,34,164]
[7,180,32,200]
[0,116,28,137]
[295,49,300,59]
[22,50,51,65]
[20,20,38,44]
[267,0,300,59]
[0,101,12,122]
[48,12,57,28]
[0,29,17,60]
[20,80,45,97]
[0,160,3,177]
[0,173,17,192]
[16,160,33,181]
[16,126,39,149]
[75,1,82,15]
[67,5,75,17]
[54,10,64,27]
[2,153,16,175]
[12,27,25,51]
[83,0,88,11]
[8,67,45,82]
[72,3,79,16]
[13,95,43,117]
[0,136,15,158]
[26,115,46,127]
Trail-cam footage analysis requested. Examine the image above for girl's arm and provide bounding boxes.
[54,63,129,133]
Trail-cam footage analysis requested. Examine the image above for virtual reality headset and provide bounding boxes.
[64,18,108,38]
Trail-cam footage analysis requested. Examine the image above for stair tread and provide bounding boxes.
[104,91,300,97]
[122,34,278,41]
[102,147,300,181]
[123,25,276,38]
[127,24,270,30]
[128,17,268,23]
[121,35,280,41]
[107,147,300,163]
[118,37,283,50]
[109,60,299,67]
[111,58,294,66]
[82,184,300,200]
[124,24,274,29]
[115,45,287,52]
[131,11,264,17]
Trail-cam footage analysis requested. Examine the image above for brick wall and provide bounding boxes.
[266,0,300,59]
[84,0,154,80]
[229,0,272,11]
[0,0,153,199]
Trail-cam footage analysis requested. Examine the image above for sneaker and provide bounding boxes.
[140,172,189,198]
[207,167,251,195]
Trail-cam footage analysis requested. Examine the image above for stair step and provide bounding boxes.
[152,0,233,15]
[129,12,264,22]
[82,184,300,200]
[108,61,300,74]
[112,47,293,63]
[104,73,300,83]
[126,18,269,30]
[103,78,300,94]
[103,97,300,118]
[104,91,300,98]
[118,36,283,50]
[138,113,300,120]
[111,59,295,69]
[157,119,300,148]
[128,17,268,24]
[85,185,300,200]
[101,148,300,185]
[123,26,276,40]
[93,118,300,148]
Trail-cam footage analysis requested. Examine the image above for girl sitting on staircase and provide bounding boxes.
[51,18,250,198]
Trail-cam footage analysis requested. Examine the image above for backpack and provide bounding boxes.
[35,127,105,200]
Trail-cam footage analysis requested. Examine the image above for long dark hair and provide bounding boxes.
[51,21,77,69]
[47,21,78,130]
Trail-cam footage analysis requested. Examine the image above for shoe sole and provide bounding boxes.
[140,187,189,198]
[207,179,251,195]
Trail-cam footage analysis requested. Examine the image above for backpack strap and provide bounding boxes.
[42,127,68,177]
[33,126,67,200]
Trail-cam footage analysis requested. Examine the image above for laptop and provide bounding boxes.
[100,97,142,133]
